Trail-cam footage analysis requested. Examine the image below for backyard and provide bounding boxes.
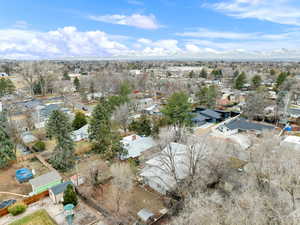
[9,209,57,225]
[0,160,49,201]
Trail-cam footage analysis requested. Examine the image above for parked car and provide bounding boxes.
[0,199,16,209]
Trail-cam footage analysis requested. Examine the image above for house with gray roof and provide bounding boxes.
[219,117,274,135]
[121,134,157,159]
[49,181,73,204]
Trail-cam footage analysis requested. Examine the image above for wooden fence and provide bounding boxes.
[0,190,49,217]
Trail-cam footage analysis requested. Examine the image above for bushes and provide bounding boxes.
[63,184,78,206]
[8,202,27,216]
[32,141,46,152]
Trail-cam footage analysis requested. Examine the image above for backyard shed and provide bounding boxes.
[49,181,73,204]
[137,208,155,223]
[29,171,62,194]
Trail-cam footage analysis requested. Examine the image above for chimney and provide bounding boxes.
[132,135,137,141]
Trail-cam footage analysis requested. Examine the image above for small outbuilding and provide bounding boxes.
[137,208,155,223]
[49,181,73,204]
[29,171,62,194]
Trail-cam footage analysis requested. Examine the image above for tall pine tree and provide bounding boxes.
[0,113,15,168]
[46,110,75,171]
[89,100,126,159]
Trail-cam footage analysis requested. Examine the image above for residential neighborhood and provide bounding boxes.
[1,0,300,224]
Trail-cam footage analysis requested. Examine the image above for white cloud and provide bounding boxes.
[88,13,160,29]
[1,26,300,60]
[177,28,258,39]
[209,0,300,26]
[0,26,127,59]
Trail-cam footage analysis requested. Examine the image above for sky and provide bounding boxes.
[1,0,300,60]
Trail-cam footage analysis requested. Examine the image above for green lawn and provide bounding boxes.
[9,209,58,225]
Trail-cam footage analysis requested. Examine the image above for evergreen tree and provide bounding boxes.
[46,110,75,171]
[0,78,15,97]
[129,115,152,136]
[200,68,208,78]
[73,77,80,92]
[72,112,87,130]
[197,85,218,108]
[62,71,70,80]
[63,184,78,206]
[270,69,276,76]
[234,72,247,90]
[0,122,15,168]
[251,75,262,89]
[188,70,195,78]
[276,72,289,89]
[161,92,192,127]
[118,81,132,103]
[89,101,126,159]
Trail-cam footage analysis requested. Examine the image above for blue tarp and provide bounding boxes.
[16,168,33,183]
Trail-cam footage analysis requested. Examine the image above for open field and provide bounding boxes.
[9,209,57,225]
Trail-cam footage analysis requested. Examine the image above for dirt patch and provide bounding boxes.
[81,181,166,223]
[0,160,50,202]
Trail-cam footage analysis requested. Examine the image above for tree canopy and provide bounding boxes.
[0,113,15,168]
[234,72,247,90]
[161,92,193,127]
[251,75,262,89]
[0,78,15,97]
[46,110,75,171]
[89,100,126,159]
[72,111,87,130]
[197,85,218,109]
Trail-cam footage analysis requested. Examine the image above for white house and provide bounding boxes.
[140,142,190,195]
[87,92,102,101]
[281,136,300,151]
[71,124,89,142]
[121,134,156,159]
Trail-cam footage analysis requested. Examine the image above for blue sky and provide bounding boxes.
[1,0,300,59]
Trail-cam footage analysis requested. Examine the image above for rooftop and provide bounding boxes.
[50,181,73,195]
[29,171,61,188]
[225,118,274,131]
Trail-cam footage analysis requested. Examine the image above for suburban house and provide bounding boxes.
[21,131,38,145]
[218,117,275,135]
[140,142,190,195]
[192,108,239,126]
[87,92,102,101]
[71,124,89,142]
[34,104,74,128]
[49,181,73,204]
[121,134,157,159]
[29,171,62,194]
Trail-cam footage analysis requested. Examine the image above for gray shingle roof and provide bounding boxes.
[199,109,222,119]
[191,114,209,122]
[225,118,274,131]
[50,181,73,195]
[29,171,61,188]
